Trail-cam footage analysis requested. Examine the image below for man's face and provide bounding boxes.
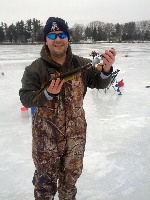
[46,31,68,58]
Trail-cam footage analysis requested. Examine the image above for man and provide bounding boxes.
[19,17,116,200]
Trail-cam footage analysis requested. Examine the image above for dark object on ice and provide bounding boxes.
[145,86,150,88]
[1,72,4,75]
[100,68,122,95]
[104,69,120,93]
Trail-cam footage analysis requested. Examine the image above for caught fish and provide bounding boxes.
[33,62,92,102]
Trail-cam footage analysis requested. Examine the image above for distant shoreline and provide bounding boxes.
[0,41,150,45]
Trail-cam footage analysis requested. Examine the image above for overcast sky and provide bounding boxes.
[0,0,150,27]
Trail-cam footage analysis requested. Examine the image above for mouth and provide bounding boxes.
[54,44,63,48]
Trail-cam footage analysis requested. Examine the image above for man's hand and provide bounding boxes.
[102,48,116,72]
[47,78,65,95]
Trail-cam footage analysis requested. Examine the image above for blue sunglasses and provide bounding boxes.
[47,32,68,40]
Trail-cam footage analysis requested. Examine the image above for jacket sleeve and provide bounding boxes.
[19,60,49,108]
[83,66,112,89]
[75,56,112,96]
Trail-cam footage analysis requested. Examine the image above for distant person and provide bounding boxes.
[90,50,99,60]
[19,17,116,200]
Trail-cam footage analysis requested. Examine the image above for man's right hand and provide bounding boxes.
[47,78,65,95]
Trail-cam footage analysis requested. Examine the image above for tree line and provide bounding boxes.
[0,18,150,44]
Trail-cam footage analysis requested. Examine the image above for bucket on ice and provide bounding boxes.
[21,107,29,118]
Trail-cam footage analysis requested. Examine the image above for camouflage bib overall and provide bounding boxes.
[32,68,87,200]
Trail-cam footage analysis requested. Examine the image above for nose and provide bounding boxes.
[55,34,61,40]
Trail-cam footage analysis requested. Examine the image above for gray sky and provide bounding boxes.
[0,0,150,27]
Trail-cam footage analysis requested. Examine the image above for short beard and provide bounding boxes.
[53,49,66,58]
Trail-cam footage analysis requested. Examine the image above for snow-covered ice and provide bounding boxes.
[0,43,150,200]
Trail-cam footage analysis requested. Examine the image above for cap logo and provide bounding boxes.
[51,22,60,32]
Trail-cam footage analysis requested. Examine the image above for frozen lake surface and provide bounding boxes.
[0,43,150,200]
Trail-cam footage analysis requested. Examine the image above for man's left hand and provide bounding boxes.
[102,48,116,72]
